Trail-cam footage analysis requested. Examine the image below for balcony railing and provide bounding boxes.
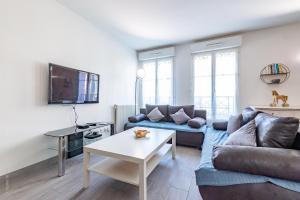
[194,96,235,119]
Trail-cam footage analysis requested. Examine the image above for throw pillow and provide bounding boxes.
[128,114,146,123]
[242,107,259,125]
[224,120,257,147]
[146,104,168,121]
[227,114,243,134]
[255,113,299,148]
[212,121,228,131]
[188,117,206,128]
[170,108,191,125]
[147,107,164,122]
[168,105,195,121]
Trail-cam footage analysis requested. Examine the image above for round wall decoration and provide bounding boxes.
[260,63,290,84]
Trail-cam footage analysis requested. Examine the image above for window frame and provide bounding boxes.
[192,48,239,120]
[140,57,174,107]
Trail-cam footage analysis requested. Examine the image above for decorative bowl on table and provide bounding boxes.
[134,129,150,138]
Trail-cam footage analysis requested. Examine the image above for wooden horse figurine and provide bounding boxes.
[270,90,289,107]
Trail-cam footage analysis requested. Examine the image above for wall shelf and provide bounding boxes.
[260,63,290,84]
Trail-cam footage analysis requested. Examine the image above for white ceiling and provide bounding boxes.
[58,0,300,50]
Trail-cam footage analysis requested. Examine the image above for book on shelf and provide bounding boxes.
[278,64,283,73]
[268,63,285,74]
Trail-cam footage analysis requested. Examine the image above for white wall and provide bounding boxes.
[173,22,300,109]
[0,0,136,176]
[239,23,300,108]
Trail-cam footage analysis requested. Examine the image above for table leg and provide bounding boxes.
[139,161,147,200]
[58,136,66,177]
[83,150,90,188]
[172,133,176,160]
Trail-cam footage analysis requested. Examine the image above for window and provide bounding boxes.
[142,61,156,105]
[193,49,238,120]
[141,58,173,106]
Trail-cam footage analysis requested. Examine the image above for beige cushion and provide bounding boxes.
[147,107,164,122]
[224,120,257,147]
[170,108,191,125]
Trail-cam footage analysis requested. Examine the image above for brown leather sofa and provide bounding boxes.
[197,107,300,200]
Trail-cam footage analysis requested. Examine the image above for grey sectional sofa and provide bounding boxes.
[125,105,207,148]
[196,107,300,200]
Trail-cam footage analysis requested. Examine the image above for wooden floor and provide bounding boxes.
[0,146,202,200]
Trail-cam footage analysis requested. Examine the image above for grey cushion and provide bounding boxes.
[188,117,206,128]
[170,108,191,125]
[227,114,243,134]
[146,104,168,121]
[224,120,257,146]
[242,107,259,125]
[212,121,228,130]
[128,114,146,123]
[255,113,299,148]
[212,145,300,182]
[168,105,195,121]
[147,107,164,122]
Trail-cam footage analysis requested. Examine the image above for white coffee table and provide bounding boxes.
[83,127,176,200]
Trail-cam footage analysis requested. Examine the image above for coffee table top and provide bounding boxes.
[84,127,175,163]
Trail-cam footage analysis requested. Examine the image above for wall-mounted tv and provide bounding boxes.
[48,63,100,104]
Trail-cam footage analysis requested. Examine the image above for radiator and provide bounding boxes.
[114,105,135,133]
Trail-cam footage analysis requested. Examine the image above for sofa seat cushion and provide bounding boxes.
[126,120,207,133]
[195,128,300,193]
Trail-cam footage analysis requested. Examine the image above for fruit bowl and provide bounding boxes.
[134,129,150,138]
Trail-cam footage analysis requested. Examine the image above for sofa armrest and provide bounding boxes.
[128,114,146,123]
[212,121,228,130]
[212,145,300,182]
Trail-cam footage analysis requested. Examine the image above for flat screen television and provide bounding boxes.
[48,63,100,104]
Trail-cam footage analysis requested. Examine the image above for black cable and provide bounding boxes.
[72,104,79,127]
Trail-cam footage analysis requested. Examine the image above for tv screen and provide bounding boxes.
[48,63,99,104]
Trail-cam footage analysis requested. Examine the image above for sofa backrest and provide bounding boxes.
[241,106,261,125]
[195,109,207,120]
[140,108,146,115]
[293,132,300,150]
[139,106,207,120]
[255,112,299,149]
